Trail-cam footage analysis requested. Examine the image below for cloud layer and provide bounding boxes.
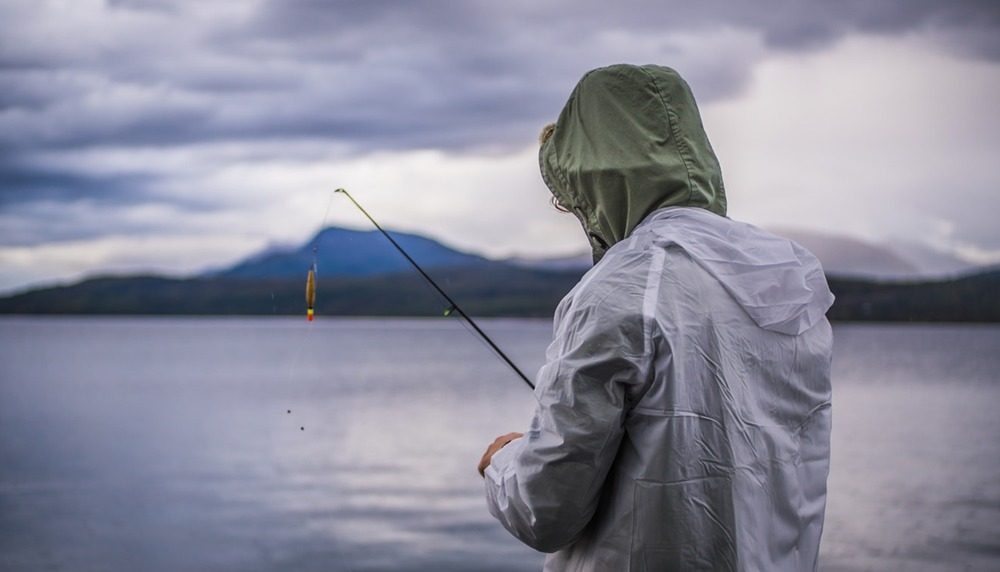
[1,0,999,291]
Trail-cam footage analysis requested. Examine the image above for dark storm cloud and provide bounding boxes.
[0,158,144,205]
[0,0,997,218]
[245,0,1000,61]
[248,0,1000,50]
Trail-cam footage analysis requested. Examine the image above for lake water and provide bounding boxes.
[1,317,998,571]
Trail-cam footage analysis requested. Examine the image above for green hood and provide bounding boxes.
[539,64,727,263]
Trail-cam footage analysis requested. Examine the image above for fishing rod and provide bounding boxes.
[334,188,535,391]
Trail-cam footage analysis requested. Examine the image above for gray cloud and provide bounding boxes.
[0,0,998,254]
[0,158,146,205]
[4,0,997,151]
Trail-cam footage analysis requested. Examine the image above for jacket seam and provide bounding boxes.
[640,67,697,206]
[642,247,666,359]
[630,408,726,429]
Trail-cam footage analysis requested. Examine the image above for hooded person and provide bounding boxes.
[479,64,835,571]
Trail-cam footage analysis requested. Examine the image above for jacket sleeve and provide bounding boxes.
[484,294,649,553]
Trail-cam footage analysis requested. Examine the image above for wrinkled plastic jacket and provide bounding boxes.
[485,65,835,571]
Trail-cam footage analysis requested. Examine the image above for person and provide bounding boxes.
[478,64,835,571]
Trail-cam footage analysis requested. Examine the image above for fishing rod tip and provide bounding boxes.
[334,188,346,194]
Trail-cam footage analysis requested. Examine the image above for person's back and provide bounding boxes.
[482,64,834,571]
[537,207,833,570]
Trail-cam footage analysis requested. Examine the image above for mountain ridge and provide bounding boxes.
[217,226,490,279]
[768,227,980,279]
[2,224,996,322]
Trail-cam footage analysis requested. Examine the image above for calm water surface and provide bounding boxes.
[1,318,998,571]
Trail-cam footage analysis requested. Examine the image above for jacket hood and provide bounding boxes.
[640,208,835,335]
[539,64,727,263]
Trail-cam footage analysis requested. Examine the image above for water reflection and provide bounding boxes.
[1,318,998,571]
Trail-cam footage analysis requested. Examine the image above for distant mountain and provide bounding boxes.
[218,226,490,279]
[770,227,988,279]
[0,267,583,318]
[770,228,920,278]
[508,229,986,280]
[2,223,997,322]
[885,239,980,277]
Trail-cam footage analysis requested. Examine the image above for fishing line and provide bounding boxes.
[334,188,535,390]
[285,189,338,431]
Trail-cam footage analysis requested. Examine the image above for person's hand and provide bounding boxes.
[478,432,523,477]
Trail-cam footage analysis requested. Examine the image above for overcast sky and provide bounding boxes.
[1,0,999,293]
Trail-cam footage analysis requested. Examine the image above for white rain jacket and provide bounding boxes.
[485,208,834,571]
[485,65,834,571]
